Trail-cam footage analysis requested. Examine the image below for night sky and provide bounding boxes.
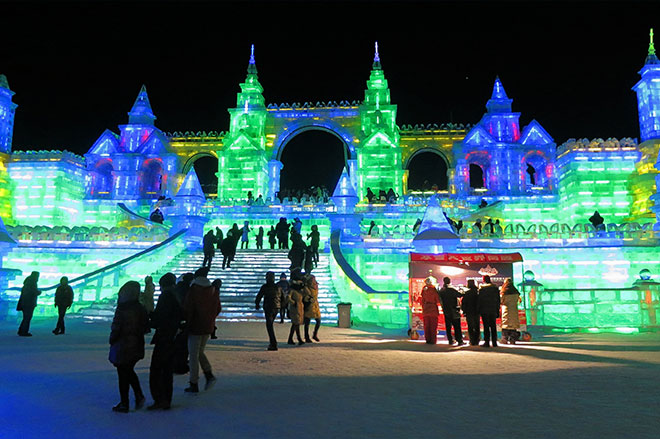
[2,1,659,160]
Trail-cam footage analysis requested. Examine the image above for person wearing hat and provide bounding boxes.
[53,276,73,335]
[183,272,221,392]
[421,277,441,344]
[439,277,465,346]
[287,268,305,345]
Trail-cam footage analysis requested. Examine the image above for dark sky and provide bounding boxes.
[2,1,659,156]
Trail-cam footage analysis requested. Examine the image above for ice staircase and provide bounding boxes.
[152,249,340,323]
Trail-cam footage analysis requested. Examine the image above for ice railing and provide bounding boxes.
[166,130,226,139]
[5,224,171,246]
[3,229,188,306]
[266,101,361,109]
[359,222,657,240]
[528,284,660,330]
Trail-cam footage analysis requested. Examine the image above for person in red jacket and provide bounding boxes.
[183,273,221,393]
[421,277,441,344]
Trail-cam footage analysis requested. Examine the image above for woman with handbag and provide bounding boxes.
[109,281,148,413]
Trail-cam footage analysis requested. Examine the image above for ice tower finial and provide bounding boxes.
[128,84,156,125]
[0,74,9,90]
[247,44,258,74]
[372,41,382,70]
[491,76,509,100]
[645,28,659,65]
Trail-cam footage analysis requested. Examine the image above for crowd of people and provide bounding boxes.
[201,217,321,274]
[420,274,522,347]
[365,187,398,204]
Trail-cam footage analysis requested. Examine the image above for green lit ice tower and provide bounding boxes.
[357,42,403,200]
[217,45,269,202]
[0,74,16,223]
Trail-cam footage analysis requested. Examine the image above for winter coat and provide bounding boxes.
[287,280,305,325]
[478,283,501,316]
[203,232,216,255]
[109,283,148,366]
[461,286,479,316]
[54,284,74,309]
[276,220,290,240]
[184,277,221,335]
[302,275,321,319]
[17,277,40,311]
[439,285,462,320]
[276,279,289,308]
[421,285,440,316]
[256,282,282,312]
[501,285,521,329]
[140,281,155,313]
[268,228,277,245]
[150,285,183,345]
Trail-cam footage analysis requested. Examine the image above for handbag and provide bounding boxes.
[108,342,120,365]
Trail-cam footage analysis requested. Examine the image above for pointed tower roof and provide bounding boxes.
[646,28,660,65]
[247,44,258,75]
[128,85,156,125]
[413,195,458,241]
[372,41,382,70]
[175,168,206,199]
[485,76,513,113]
[332,167,358,198]
[0,74,9,90]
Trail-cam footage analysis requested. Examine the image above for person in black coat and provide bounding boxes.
[288,230,307,270]
[439,277,464,345]
[53,276,74,335]
[275,217,290,249]
[267,226,277,250]
[276,272,290,323]
[478,275,501,348]
[461,279,480,345]
[255,271,282,351]
[109,281,148,413]
[221,224,240,269]
[17,271,40,337]
[147,273,182,410]
[202,230,216,268]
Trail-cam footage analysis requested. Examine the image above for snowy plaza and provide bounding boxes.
[2,318,659,439]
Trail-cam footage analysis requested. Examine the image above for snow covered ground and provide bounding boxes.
[1,317,659,439]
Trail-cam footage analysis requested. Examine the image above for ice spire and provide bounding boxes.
[491,76,508,99]
[372,41,381,70]
[128,85,156,125]
[0,74,9,90]
[247,44,258,74]
[486,76,513,113]
[646,28,659,65]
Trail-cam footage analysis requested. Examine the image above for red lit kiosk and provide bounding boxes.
[409,252,527,340]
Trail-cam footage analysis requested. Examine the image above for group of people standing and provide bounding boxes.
[420,275,521,347]
[255,267,322,351]
[107,267,221,413]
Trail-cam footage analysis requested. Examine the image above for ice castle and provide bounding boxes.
[0,36,659,332]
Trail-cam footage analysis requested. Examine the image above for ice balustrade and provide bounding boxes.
[328,230,409,327]
[528,284,660,331]
[3,229,188,317]
[358,221,657,241]
[5,224,170,245]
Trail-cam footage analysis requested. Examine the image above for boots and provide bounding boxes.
[204,371,216,391]
[184,382,199,393]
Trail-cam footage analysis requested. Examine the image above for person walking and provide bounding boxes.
[478,275,501,348]
[215,227,223,250]
[267,226,277,250]
[276,272,290,324]
[287,269,305,345]
[202,229,215,268]
[240,220,251,249]
[255,271,282,351]
[17,271,41,337]
[147,273,181,410]
[221,224,240,269]
[256,226,264,250]
[288,230,306,270]
[183,273,221,393]
[307,224,320,267]
[141,276,156,315]
[420,277,441,344]
[53,276,73,335]
[500,278,522,344]
[439,277,464,345]
[461,279,480,345]
[210,279,222,340]
[108,281,148,413]
[302,274,321,343]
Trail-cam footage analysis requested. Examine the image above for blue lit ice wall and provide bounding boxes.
[633,29,660,142]
[0,74,17,154]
